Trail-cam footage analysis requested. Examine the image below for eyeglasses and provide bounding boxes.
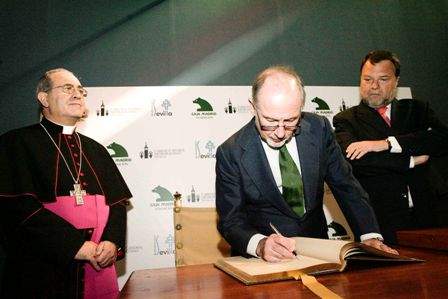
[254,109,300,132]
[46,84,88,97]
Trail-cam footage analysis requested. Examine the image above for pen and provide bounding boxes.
[269,222,298,257]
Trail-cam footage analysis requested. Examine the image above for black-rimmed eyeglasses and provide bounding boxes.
[45,84,88,97]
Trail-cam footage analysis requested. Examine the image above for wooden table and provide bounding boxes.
[120,247,448,298]
[397,227,448,250]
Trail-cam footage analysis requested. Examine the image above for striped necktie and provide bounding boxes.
[376,106,391,127]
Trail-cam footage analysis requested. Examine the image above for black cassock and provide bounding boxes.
[0,117,132,299]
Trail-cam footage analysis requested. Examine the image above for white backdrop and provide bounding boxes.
[78,86,412,288]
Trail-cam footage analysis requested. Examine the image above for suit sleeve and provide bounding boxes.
[394,101,448,156]
[322,117,380,239]
[215,146,259,255]
[333,113,410,176]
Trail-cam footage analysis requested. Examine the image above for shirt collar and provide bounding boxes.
[41,117,77,135]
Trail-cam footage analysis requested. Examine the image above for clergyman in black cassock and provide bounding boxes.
[0,68,132,299]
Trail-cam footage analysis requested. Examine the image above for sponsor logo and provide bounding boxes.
[187,186,215,204]
[194,140,216,159]
[151,99,173,117]
[96,100,109,116]
[153,234,175,256]
[140,142,153,159]
[187,186,199,202]
[224,99,236,114]
[94,100,140,116]
[125,245,143,253]
[140,142,185,159]
[327,221,350,240]
[338,99,350,112]
[191,97,217,118]
[311,97,333,116]
[224,99,251,114]
[107,142,131,165]
[150,185,174,210]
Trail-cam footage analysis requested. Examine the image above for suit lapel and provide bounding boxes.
[357,102,390,135]
[389,99,407,134]
[239,119,299,219]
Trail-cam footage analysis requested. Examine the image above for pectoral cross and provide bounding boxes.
[70,183,86,205]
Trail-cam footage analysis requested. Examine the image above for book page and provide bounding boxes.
[222,256,330,276]
[293,237,351,264]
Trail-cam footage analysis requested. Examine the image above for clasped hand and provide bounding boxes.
[74,240,117,271]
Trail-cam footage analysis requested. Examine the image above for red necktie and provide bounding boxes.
[376,106,391,127]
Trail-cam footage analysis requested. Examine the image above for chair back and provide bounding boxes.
[173,193,230,266]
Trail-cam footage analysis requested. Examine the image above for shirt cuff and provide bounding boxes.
[388,136,402,153]
[409,156,415,168]
[247,233,267,257]
[360,233,383,242]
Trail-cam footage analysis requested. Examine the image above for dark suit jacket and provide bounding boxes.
[333,99,448,243]
[216,113,380,256]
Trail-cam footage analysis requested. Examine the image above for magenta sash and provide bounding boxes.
[44,195,119,299]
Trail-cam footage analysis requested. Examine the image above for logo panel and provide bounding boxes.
[151,99,173,117]
[194,140,216,159]
[191,97,217,119]
[150,185,174,210]
[107,142,132,165]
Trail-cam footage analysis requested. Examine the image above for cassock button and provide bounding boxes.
[74,153,78,157]
[70,144,75,148]
[67,135,72,139]
[80,172,84,176]
[82,182,88,186]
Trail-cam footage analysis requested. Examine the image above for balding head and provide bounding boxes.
[252,65,306,106]
[250,65,304,148]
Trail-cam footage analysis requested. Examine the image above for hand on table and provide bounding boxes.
[363,238,399,255]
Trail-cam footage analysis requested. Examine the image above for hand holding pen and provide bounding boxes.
[269,222,299,257]
[255,222,298,262]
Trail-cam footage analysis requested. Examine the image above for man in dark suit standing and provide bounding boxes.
[216,65,396,262]
[333,50,448,243]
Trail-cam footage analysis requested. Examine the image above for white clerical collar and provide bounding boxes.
[46,118,77,134]
[62,125,76,135]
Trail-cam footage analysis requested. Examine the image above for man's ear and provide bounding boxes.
[37,91,49,108]
[395,76,400,88]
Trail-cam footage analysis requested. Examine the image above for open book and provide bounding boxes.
[214,237,422,285]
